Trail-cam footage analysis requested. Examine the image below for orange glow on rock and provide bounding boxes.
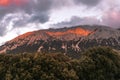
[46,27,91,37]
[16,32,34,39]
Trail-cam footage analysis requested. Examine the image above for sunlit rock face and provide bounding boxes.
[0,25,120,57]
[46,27,91,36]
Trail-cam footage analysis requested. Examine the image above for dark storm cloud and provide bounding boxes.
[53,16,101,28]
[13,12,50,28]
[0,0,53,36]
[74,0,101,6]
[0,0,71,21]
[0,0,52,21]
[29,12,49,23]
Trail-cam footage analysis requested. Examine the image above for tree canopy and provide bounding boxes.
[0,47,120,80]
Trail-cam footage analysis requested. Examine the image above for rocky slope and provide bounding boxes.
[0,25,120,56]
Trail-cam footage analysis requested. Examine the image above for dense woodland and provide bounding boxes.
[0,47,120,80]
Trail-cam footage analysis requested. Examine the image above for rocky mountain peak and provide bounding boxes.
[0,25,120,55]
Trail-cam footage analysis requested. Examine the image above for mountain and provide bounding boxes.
[0,25,120,56]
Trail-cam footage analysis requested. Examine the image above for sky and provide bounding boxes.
[0,0,120,45]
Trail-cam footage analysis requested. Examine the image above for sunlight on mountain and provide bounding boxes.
[46,27,91,36]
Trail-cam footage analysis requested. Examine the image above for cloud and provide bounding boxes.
[74,0,101,6]
[53,10,120,29]
[52,16,101,28]
[0,0,28,6]
[0,0,54,36]
[52,0,73,8]
[0,0,72,20]
[0,0,52,19]
[0,25,7,36]
[0,0,74,37]
[29,12,49,23]
[0,0,29,17]
[102,9,120,28]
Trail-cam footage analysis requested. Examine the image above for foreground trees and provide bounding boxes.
[73,47,120,80]
[0,47,120,80]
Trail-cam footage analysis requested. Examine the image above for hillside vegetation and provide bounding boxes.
[0,47,120,80]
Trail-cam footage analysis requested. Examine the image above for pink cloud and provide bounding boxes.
[103,9,120,28]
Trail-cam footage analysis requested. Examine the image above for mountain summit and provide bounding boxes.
[0,25,120,55]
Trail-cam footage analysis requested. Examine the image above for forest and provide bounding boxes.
[0,47,120,80]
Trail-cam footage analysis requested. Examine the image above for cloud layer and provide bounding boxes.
[74,0,101,6]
